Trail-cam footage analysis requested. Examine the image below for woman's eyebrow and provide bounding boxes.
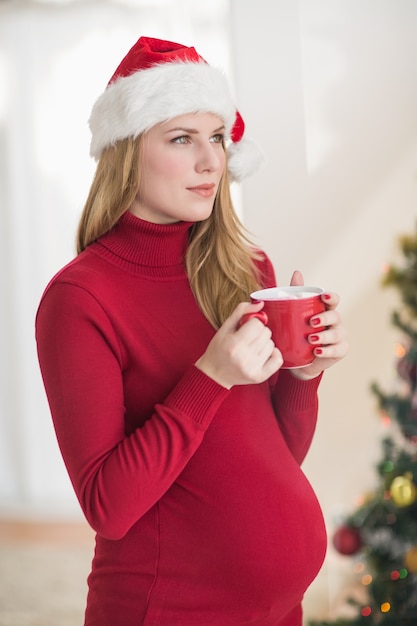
[164,125,225,135]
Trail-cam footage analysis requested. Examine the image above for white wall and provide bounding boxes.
[230,0,417,619]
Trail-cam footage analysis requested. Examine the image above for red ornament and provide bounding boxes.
[333,524,362,555]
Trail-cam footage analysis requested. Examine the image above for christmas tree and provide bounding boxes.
[309,230,417,626]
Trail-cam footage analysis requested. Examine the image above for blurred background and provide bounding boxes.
[1,0,417,624]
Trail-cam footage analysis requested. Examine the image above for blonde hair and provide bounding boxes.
[77,136,262,328]
[76,137,140,252]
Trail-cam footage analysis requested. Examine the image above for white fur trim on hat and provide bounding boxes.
[89,60,236,160]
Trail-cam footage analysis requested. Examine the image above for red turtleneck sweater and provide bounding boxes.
[36,211,326,626]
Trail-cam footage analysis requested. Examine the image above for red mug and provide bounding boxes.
[240,286,326,369]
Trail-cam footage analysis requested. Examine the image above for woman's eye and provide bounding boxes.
[210,133,224,144]
[172,135,191,144]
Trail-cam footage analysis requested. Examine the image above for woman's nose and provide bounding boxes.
[196,143,224,173]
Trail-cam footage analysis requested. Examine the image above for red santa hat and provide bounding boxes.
[89,36,263,182]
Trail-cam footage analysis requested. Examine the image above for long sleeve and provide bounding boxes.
[271,369,323,464]
[36,281,229,540]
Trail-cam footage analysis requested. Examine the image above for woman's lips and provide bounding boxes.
[187,184,216,198]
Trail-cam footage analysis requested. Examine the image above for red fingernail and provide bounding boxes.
[311,317,321,326]
[323,294,331,300]
[310,335,320,343]
[314,348,323,355]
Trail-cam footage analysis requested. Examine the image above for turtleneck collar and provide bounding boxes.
[90,210,194,277]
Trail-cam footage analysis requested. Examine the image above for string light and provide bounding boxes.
[380,411,391,427]
[361,606,372,617]
[362,574,372,586]
[381,602,391,613]
[395,343,406,358]
[391,570,400,581]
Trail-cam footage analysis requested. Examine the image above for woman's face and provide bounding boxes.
[129,112,226,224]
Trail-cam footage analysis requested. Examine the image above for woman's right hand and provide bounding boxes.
[195,301,283,389]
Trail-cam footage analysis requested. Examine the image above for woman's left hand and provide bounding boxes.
[289,270,349,380]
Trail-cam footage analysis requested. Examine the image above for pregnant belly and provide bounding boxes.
[153,444,327,622]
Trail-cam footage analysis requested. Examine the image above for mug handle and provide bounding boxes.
[238,310,268,329]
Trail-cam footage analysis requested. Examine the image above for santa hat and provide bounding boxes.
[89,36,263,182]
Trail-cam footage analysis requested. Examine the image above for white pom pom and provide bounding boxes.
[227,138,265,182]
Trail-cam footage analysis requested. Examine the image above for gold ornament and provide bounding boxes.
[390,474,417,507]
[405,546,417,573]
